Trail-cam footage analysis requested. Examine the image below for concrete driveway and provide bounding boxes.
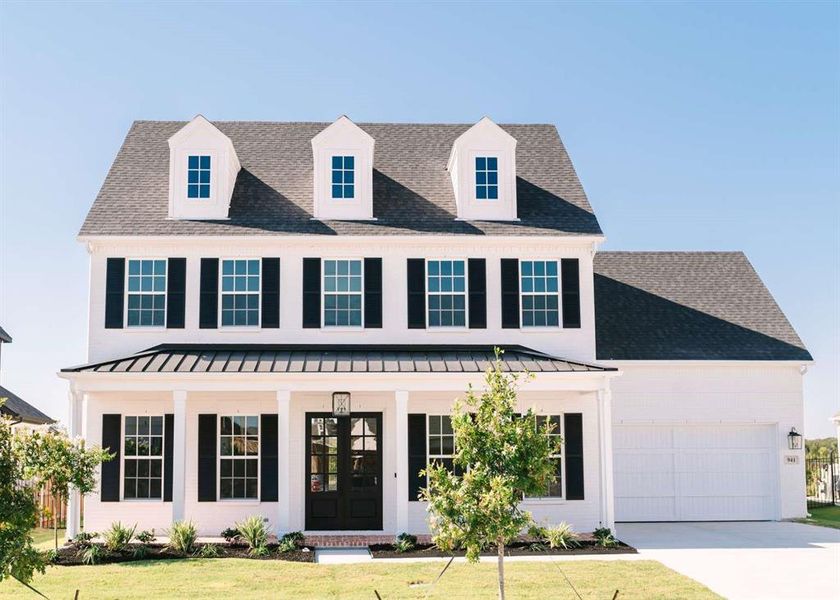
[616,521,840,600]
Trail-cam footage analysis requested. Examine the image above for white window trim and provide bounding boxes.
[124,258,167,330]
[218,258,262,329]
[518,258,562,330]
[524,413,566,502]
[473,153,500,202]
[121,414,165,502]
[425,258,469,330]
[426,414,457,485]
[330,154,356,200]
[321,257,365,329]
[186,154,213,201]
[217,414,261,502]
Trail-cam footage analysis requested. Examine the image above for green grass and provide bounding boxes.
[29,528,66,551]
[802,505,840,529]
[0,558,719,599]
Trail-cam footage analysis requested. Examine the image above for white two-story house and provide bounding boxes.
[60,115,812,538]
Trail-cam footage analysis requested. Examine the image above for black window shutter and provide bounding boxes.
[163,413,174,502]
[406,259,426,329]
[407,413,427,501]
[302,258,321,328]
[101,414,121,501]
[104,258,125,329]
[199,258,219,329]
[260,414,279,502]
[564,413,584,500]
[500,258,520,329]
[561,258,581,329]
[261,258,280,329]
[364,257,382,328]
[468,258,487,329]
[166,258,186,329]
[197,414,217,502]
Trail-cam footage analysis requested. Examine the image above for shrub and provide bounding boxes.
[81,545,104,565]
[527,524,548,541]
[249,545,270,558]
[220,527,240,543]
[394,532,417,553]
[136,529,156,544]
[593,527,618,548]
[544,522,580,549]
[103,521,137,552]
[71,531,96,550]
[132,545,150,560]
[195,543,220,558]
[281,531,304,544]
[528,542,548,552]
[166,520,197,555]
[44,549,58,564]
[277,537,297,553]
[235,516,268,550]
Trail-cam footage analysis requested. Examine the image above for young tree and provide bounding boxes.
[421,350,560,600]
[0,408,44,584]
[19,429,113,551]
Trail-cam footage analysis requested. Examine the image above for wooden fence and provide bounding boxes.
[35,481,81,529]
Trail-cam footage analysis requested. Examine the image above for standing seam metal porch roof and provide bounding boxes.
[62,345,615,374]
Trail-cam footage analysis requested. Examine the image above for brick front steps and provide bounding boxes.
[303,534,432,548]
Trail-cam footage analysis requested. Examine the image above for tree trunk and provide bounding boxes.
[497,537,505,600]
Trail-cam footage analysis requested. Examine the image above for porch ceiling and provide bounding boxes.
[62,344,615,375]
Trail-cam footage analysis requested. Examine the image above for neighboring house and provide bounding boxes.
[0,325,54,429]
[59,115,812,538]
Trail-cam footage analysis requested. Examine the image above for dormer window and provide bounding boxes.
[475,156,498,200]
[331,156,355,199]
[187,155,211,199]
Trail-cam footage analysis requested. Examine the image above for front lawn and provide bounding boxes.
[803,505,840,529]
[30,528,66,551]
[0,558,718,599]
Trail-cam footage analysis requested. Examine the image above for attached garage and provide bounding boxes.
[613,424,778,522]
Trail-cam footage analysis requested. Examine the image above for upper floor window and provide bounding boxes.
[220,259,260,327]
[520,260,559,327]
[475,156,498,200]
[331,155,355,199]
[187,155,211,199]
[219,415,259,500]
[427,260,466,327]
[127,259,166,327]
[123,415,164,500]
[323,259,362,326]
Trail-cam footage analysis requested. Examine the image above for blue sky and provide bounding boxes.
[1,2,837,436]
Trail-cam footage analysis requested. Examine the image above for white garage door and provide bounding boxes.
[614,424,777,521]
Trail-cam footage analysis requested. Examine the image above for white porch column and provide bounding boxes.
[597,387,616,530]
[395,390,409,533]
[66,389,83,539]
[172,390,187,523]
[276,390,291,533]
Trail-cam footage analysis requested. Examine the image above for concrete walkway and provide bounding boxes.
[616,521,840,600]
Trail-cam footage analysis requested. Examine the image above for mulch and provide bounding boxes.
[369,539,636,559]
[51,543,315,566]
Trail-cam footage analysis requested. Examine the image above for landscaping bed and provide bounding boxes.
[51,542,314,566]
[370,536,636,559]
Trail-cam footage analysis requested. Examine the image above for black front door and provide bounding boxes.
[305,412,382,530]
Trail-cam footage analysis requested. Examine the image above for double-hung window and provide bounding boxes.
[187,155,211,198]
[427,415,457,474]
[220,259,260,327]
[427,260,466,327]
[528,415,564,498]
[331,155,355,199]
[219,415,259,499]
[126,259,166,327]
[323,259,362,326]
[475,156,498,199]
[123,416,164,500]
[520,260,559,327]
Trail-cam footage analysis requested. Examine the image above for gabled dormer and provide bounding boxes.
[447,117,518,221]
[167,115,240,220]
[311,116,375,220]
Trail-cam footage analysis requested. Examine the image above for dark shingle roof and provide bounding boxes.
[0,325,11,343]
[0,386,54,424]
[62,344,615,374]
[79,121,602,237]
[594,251,812,361]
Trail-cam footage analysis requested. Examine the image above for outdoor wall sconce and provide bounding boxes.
[787,427,803,450]
[332,392,351,417]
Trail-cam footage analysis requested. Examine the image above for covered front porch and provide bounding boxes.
[60,345,619,539]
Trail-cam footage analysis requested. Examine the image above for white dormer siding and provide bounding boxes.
[311,116,375,220]
[167,115,241,220]
[447,117,518,221]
